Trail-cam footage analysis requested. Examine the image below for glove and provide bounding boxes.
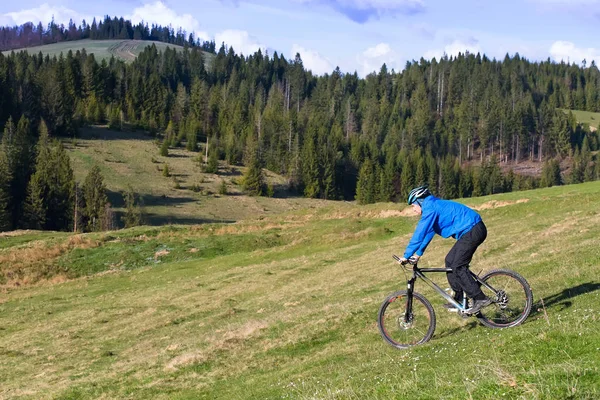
[408,255,420,264]
[399,257,408,265]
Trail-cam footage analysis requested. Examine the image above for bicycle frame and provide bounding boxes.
[393,255,499,313]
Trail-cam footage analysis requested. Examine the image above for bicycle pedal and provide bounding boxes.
[447,308,458,313]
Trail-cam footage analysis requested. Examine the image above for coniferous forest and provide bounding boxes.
[1,17,599,232]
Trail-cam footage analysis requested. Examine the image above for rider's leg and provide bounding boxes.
[446,221,488,300]
[445,247,464,302]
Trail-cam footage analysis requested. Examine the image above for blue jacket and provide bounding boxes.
[403,196,482,258]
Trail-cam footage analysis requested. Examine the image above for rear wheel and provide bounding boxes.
[377,290,436,349]
[476,269,533,328]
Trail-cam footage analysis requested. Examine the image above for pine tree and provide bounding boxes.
[160,138,169,156]
[82,165,108,231]
[356,158,376,205]
[569,147,584,184]
[302,129,320,198]
[123,185,143,228]
[0,146,11,231]
[541,159,562,187]
[2,116,35,228]
[379,156,395,202]
[23,120,51,230]
[47,141,75,231]
[243,147,265,196]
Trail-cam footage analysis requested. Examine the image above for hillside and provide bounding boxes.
[2,39,213,64]
[66,126,328,226]
[1,182,599,398]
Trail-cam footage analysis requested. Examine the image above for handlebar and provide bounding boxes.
[392,254,418,266]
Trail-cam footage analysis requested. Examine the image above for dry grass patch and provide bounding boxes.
[473,199,529,210]
[0,234,101,289]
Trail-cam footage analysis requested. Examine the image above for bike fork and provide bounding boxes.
[405,276,416,322]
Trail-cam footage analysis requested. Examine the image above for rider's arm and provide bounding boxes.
[403,211,435,259]
[415,230,435,256]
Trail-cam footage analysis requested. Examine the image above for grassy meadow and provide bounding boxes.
[1,181,599,399]
[2,39,213,64]
[66,126,328,226]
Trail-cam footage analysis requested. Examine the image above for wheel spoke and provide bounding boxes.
[477,270,532,329]
[378,291,436,348]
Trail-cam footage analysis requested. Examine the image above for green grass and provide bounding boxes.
[2,39,214,65]
[65,126,329,227]
[560,108,600,130]
[1,182,600,398]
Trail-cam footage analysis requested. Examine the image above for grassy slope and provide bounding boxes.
[560,109,600,130]
[1,39,214,65]
[1,182,600,399]
[66,126,328,227]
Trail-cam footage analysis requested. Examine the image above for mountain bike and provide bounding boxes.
[377,255,533,349]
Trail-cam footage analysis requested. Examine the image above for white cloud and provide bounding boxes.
[423,39,482,61]
[215,30,264,56]
[550,41,600,66]
[357,43,402,76]
[291,44,333,75]
[126,1,209,41]
[2,3,96,26]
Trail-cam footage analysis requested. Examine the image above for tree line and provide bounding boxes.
[0,16,217,52]
[0,116,144,231]
[1,15,599,231]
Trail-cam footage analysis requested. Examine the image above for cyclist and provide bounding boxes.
[399,185,492,314]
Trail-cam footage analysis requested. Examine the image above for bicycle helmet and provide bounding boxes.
[407,185,431,206]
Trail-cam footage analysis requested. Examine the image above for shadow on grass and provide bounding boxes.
[529,282,600,319]
[105,190,234,226]
[143,213,235,225]
[433,320,479,341]
[78,126,155,141]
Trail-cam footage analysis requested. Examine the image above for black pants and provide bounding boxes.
[445,221,487,301]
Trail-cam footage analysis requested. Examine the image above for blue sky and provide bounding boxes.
[1,0,598,76]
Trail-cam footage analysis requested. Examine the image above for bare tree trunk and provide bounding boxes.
[205,135,209,165]
[437,71,441,115]
[539,128,544,162]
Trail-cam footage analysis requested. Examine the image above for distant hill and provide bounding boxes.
[2,39,213,65]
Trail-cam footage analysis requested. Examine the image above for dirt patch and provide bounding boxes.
[208,320,269,351]
[0,230,37,238]
[473,199,529,211]
[154,249,170,260]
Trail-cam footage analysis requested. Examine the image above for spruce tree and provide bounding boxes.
[541,159,562,187]
[23,121,51,230]
[0,146,11,231]
[47,141,75,231]
[302,129,320,198]
[356,159,376,205]
[243,148,265,196]
[123,185,142,228]
[160,138,169,156]
[82,165,108,231]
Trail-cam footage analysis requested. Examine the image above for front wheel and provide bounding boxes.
[377,290,436,349]
[476,269,533,329]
